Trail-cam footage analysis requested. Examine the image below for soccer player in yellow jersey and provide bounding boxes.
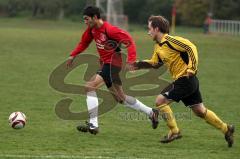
[134,15,234,147]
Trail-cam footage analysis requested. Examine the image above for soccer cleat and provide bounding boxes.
[89,125,99,135]
[160,131,182,143]
[149,108,159,129]
[76,121,99,135]
[225,125,234,147]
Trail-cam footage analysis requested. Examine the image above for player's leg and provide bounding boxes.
[191,103,234,147]
[107,79,160,129]
[104,64,159,129]
[166,75,204,141]
[109,83,153,116]
[157,75,203,143]
[77,74,104,134]
[101,64,153,115]
[85,74,105,126]
[191,103,227,133]
[155,94,181,143]
[182,75,234,147]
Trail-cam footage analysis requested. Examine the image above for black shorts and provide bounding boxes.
[97,64,122,88]
[161,75,203,106]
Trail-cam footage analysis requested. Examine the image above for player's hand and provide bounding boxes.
[132,62,139,70]
[66,56,75,68]
[125,63,136,72]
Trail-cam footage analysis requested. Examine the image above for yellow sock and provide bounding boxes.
[204,109,228,134]
[157,104,179,134]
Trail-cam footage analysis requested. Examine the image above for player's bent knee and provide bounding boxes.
[191,103,207,118]
[155,95,167,106]
[85,82,97,92]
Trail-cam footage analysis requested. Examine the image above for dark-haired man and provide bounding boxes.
[134,15,234,147]
[66,6,159,134]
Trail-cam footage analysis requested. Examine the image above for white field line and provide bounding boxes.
[0,154,148,159]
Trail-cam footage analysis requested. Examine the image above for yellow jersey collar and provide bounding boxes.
[160,34,168,43]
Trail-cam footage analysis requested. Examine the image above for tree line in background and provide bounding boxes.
[0,0,87,20]
[0,0,240,26]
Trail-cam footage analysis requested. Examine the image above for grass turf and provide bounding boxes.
[0,18,239,159]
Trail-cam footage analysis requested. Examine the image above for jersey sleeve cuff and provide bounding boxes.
[187,69,196,74]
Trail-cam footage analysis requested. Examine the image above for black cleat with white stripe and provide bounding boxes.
[77,121,99,135]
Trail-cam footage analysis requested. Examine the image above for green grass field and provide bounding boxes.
[0,18,240,159]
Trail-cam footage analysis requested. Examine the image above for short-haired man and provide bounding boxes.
[67,6,159,134]
[134,15,234,147]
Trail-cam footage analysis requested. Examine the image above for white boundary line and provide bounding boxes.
[0,154,110,159]
[0,154,148,159]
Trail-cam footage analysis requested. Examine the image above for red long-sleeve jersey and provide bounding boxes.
[70,22,136,66]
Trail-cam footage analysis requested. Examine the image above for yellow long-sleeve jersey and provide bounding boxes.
[144,34,198,80]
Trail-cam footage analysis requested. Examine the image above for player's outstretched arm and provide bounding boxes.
[134,48,163,70]
[133,61,163,70]
[66,27,93,68]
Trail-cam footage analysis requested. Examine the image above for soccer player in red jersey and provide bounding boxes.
[66,6,159,134]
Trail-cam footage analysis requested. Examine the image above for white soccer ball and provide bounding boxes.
[9,112,27,129]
